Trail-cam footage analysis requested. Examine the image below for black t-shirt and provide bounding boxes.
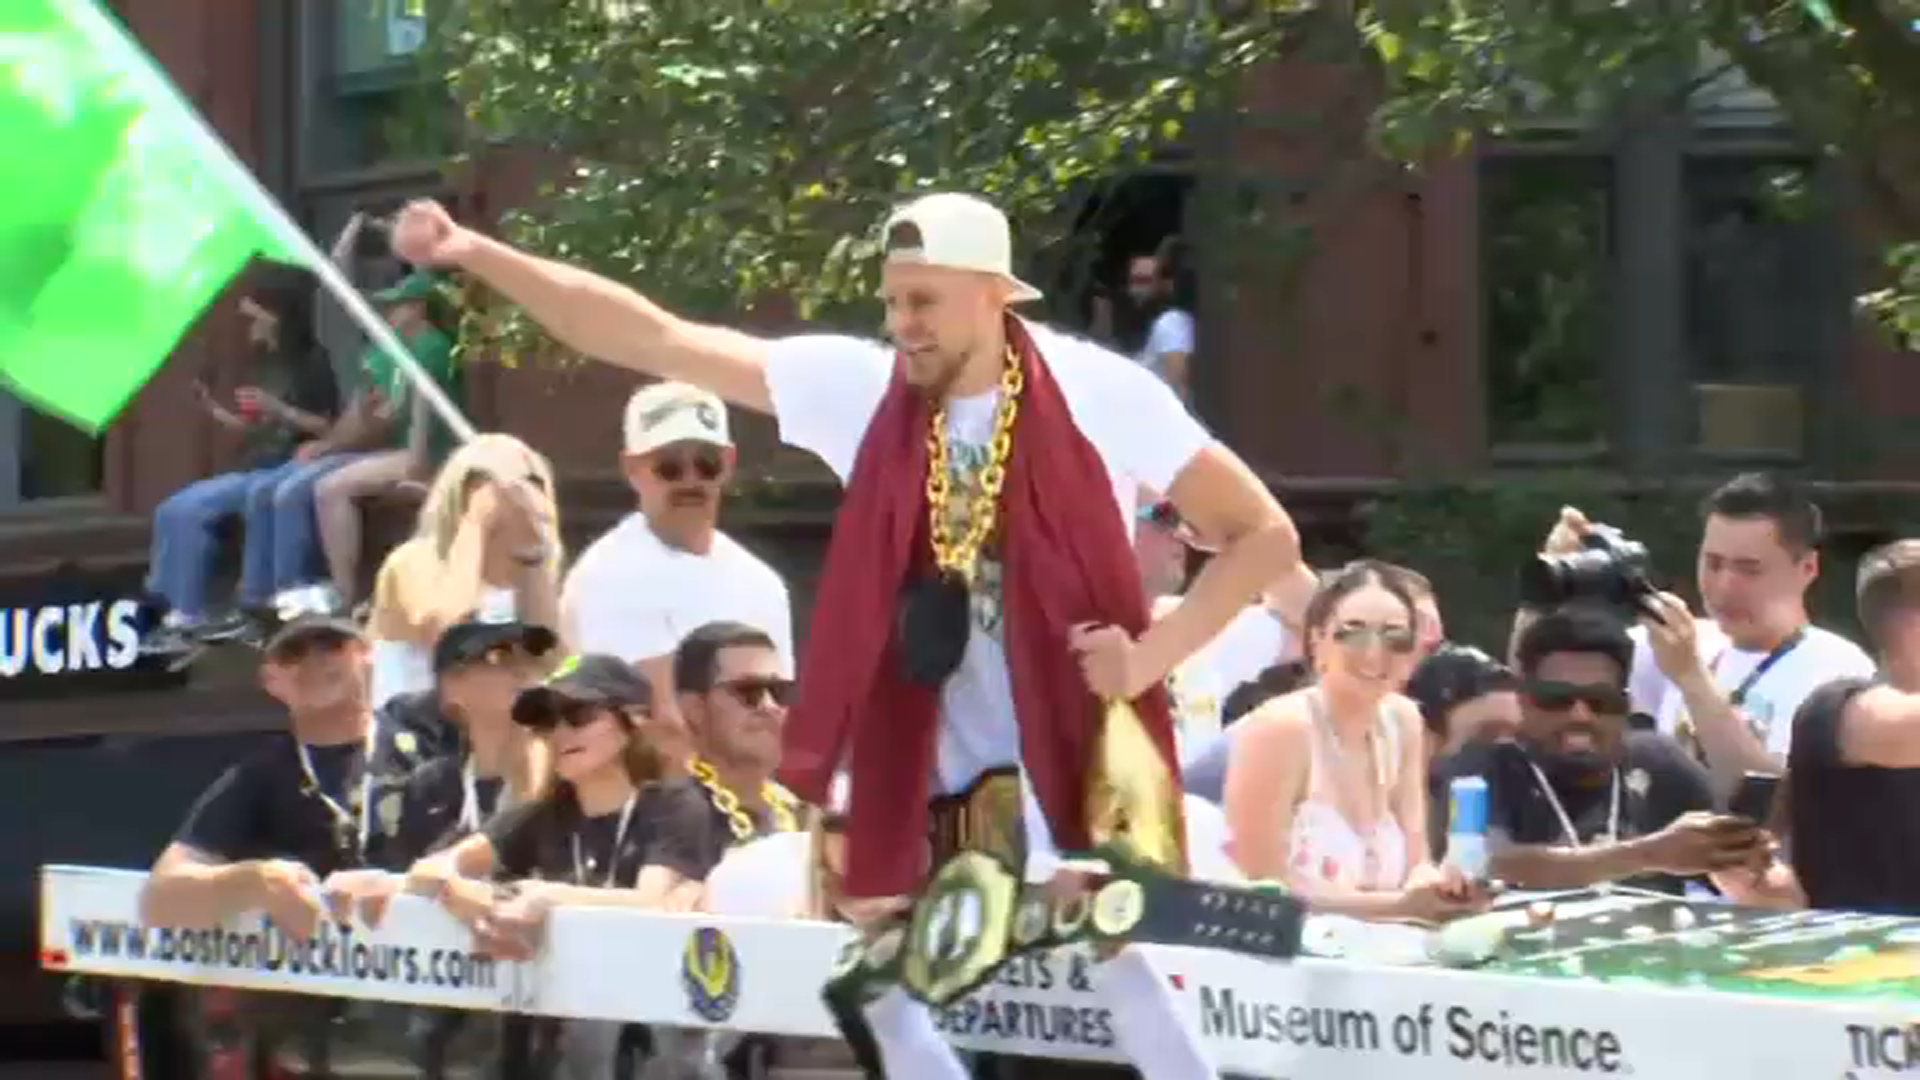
[376,689,463,764]
[236,346,340,470]
[1787,678,1920,915]
[1437,732,1714,894]
[483,777,729,886]
[172,721,424,875]
[390,754,509,864]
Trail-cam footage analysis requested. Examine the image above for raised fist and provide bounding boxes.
[390,199,475,268]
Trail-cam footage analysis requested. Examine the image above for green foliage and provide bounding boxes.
[1359,0,1920,351]
[424,0,1303,347]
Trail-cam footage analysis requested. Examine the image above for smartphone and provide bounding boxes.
[1730,771,1782,824]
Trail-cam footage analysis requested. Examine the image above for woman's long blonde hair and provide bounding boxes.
[414,432,564,576]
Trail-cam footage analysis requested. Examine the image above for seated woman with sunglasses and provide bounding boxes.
[365,434,564,710]
[1225,561,1489,923]
[400,656,727,935]
[1440,605,1747,896]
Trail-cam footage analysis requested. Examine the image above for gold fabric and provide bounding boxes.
[929,768,1025,868]
[1087,698,1188,874]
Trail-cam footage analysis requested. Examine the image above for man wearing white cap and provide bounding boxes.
[394,191,1303,1080]
[558,380,794,766]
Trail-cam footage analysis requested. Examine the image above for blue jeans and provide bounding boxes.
[238,452,367,604]
[146,463,291,619]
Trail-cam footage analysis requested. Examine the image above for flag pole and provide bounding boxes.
[67,0,477,445]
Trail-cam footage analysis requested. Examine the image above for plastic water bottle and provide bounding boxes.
[1444,775,1490,881]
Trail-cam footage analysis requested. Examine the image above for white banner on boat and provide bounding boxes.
[39,864,1919,1077]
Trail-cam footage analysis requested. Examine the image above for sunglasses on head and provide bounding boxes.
[1525,681,1629,716]
[717,676,793,709]
[1329,622,1418,655]
[652,449,723,483]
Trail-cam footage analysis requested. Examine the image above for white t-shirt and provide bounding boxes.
[560,514,794,673]
[1138,308,1195,381]
[1155,596,1294,753]
[1628,621,1874,758]
[765,321,1212,801]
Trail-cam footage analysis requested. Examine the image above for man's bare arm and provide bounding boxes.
[138,844,265,927]
[391,201,774,412]
[1139,446,1301,684]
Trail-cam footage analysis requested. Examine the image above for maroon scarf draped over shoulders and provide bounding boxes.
[777,315,1182,898]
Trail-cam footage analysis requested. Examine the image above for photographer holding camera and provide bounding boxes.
[1513,473,1873,796]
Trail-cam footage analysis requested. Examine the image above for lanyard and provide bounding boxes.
[1525,759,1621,850]
[570,796,637,887]
[296,723,377,857]
[457,758,515,833]
[1724,628,1806,707]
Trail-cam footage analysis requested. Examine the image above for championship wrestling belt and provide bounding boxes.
[824,844,1306,1009]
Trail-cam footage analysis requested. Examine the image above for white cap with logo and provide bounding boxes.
[622,381,732,456]
[881,192,1043,303]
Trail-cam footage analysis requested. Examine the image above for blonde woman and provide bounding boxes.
[366,433,563,708]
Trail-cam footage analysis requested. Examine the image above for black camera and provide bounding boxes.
[1519,523,1654,614]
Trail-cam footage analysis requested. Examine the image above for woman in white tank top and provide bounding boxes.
[366,434,566,706]
[1224,561,1486,923]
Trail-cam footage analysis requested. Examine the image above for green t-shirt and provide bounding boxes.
[359,327,459,457]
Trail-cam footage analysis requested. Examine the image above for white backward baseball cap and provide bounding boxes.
[622,381,732,456]
[881,192,1043,303]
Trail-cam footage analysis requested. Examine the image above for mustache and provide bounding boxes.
[668,485,714,506]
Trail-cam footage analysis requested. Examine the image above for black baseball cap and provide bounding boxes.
[263,613,366,662]
[432,618,559,675]
[1404,643,1517,734]
[511,654,653,727]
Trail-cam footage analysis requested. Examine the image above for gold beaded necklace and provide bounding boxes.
[925,348,1023,584]
[689,757,799,843]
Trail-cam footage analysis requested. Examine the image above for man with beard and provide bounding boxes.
[1454,605,1757,894]
[560,381,794,768]
[391,191,1301,1080]
[1123,238,1195,400]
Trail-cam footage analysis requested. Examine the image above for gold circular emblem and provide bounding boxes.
[1012,896,1051,947]
[1052,891,1091,938]
[1090,880,1146,938]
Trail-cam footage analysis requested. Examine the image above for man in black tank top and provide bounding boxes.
[1715,540,1920,913]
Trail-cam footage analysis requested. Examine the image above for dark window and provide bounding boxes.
[0,391,104,507]
[1682,156,1833,459]
[1482,154,1614,447]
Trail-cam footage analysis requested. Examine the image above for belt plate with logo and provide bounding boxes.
[824,844,1306,1009]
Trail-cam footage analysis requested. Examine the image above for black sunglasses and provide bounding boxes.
[717,676,793,709]
[1329,622,1418,655]
[653,450,723,483]
[1525,681,1629,716]
[521,701,644,732]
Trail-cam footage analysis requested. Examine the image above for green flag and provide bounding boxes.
[0,0,310,432]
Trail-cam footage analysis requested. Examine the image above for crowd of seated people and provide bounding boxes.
[142,220,465,654]
[125,204,1915,1080]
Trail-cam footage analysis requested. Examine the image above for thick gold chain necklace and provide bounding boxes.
[926,347,1023,583]
[689,757,799,843]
